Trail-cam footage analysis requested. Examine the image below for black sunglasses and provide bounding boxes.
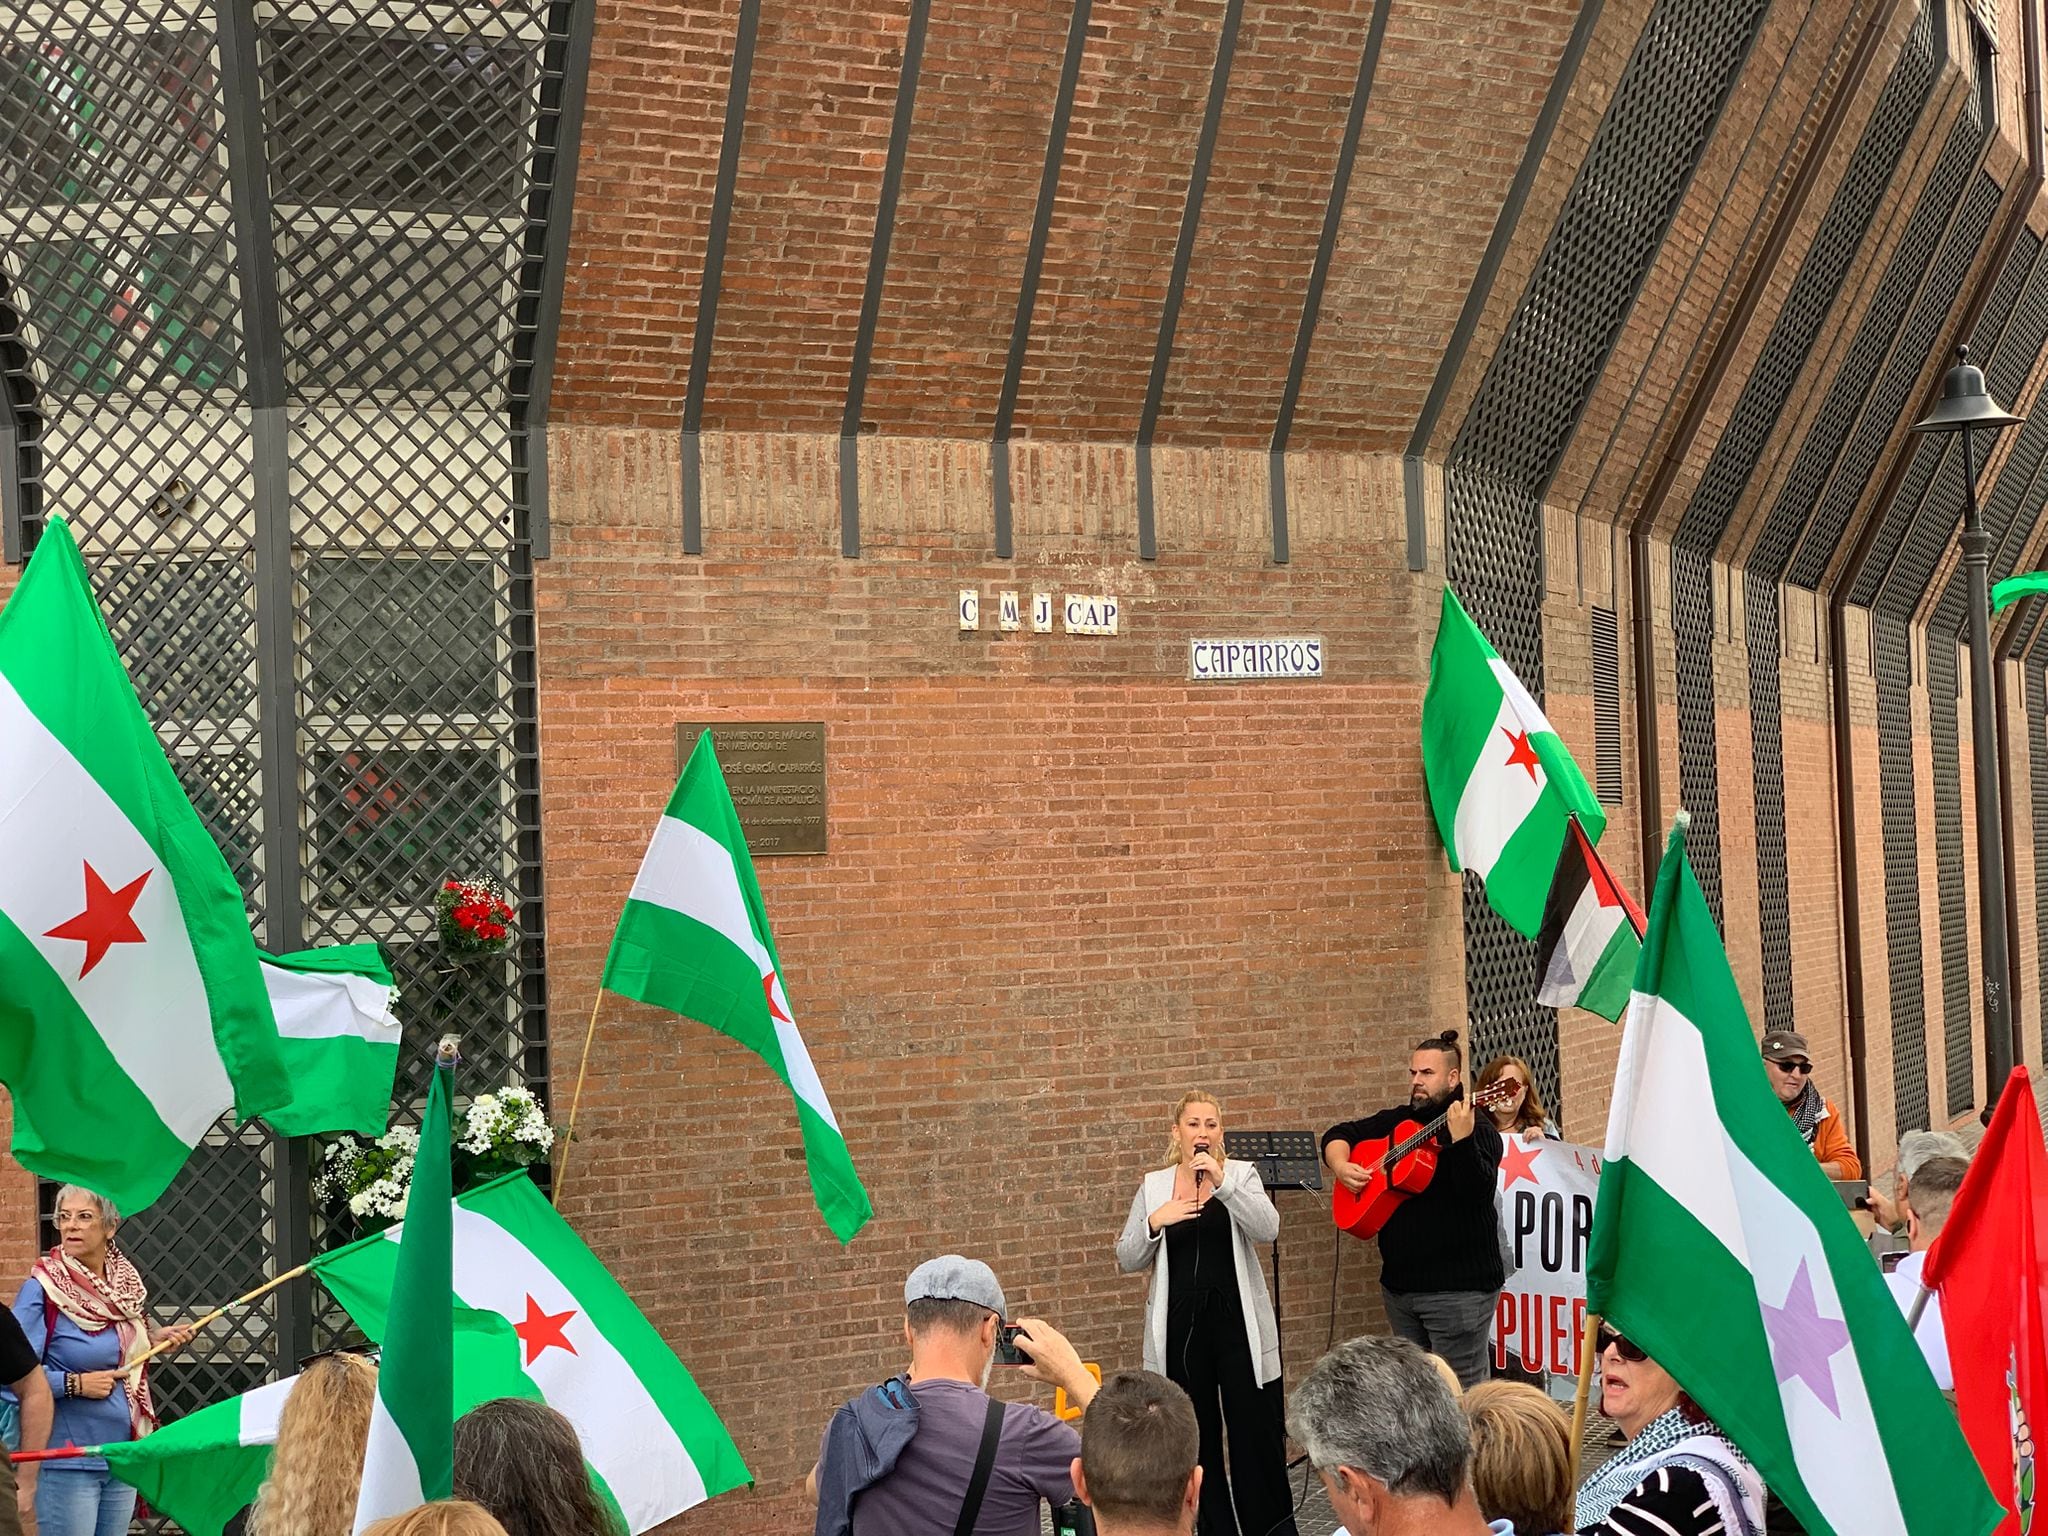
[1772,1059,1814,1075]
[1597,1327,1647,1362]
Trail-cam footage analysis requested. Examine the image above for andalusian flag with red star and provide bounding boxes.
[312,1171,748,1532]
[601,730,871,1241]
[0,515,287,1213]
[1422,585,1605,938]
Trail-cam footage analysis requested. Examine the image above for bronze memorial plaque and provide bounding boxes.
[676,721,828,855]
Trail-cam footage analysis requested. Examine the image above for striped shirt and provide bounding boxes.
[1582,1465,1728,1536]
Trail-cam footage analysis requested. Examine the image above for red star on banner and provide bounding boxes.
[1501,727,1542,784]
[44,863,151,979]
[511,1295,578,1366]
[1500,1136,1543,1190]
[763,971,791,1023]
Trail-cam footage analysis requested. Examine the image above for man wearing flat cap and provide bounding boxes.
[809,1255,1101,1536]
[1760,1029,1861,1180]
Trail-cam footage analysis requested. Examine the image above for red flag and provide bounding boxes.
[1922,1066,2048,1535]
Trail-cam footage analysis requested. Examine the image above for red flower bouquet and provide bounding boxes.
[436,876,516,960]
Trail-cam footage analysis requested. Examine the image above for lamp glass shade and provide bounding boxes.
[1911,360,2024,433]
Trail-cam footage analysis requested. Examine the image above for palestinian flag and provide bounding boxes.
[1422,585,1605,938]
[600,730,871,1242]
[314,1172,749,1531]
[100,1373,299,1536]
[1535,814,1643,1020]
[350,1049,455,1532]
[0,514,288,1213]
[1590,813,1999,1536]
[258,944,401,1138]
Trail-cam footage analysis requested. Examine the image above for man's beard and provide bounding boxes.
[1410,1086,1451,1113]
[980,1353,993,1392]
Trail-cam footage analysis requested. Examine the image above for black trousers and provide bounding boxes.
[1166,1300,1297,1536]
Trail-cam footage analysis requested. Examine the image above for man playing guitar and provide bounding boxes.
[1320,1029,1505,1387]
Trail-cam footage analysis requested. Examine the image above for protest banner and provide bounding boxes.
[1491,1136,1600,1398]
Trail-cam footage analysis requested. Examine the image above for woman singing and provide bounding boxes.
[15,1186,192,1536]
[1475,1055,1560,1142]
[1116,1092,1295,1536]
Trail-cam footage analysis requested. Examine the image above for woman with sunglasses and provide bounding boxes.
[1574,1324,1764,1536]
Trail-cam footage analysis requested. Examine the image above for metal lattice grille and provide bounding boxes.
[1721,9,1939,1038]
[0,0,573,1446]
[1443,0,1768,1115]
[1671,547,1723,924]
[1678,5,1936,563]
[1873,613,1930,1131]
[1747,89,1977,586]
[1743,573,1794,1029]
[1592,605,1622,804]
[1926,634,1973,1117]
[1815,168,2002,598]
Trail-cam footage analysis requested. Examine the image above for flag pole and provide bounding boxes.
[1565,1309,1603,1530]
[1906,1284,1931,1331]
[553,988,606,1206]
[114,1262,313,1378]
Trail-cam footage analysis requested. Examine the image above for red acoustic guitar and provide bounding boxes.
[1331,1079,1520,1240]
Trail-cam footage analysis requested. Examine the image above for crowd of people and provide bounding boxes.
[807,1024,1965,1536]
[0,1022,1963,1536]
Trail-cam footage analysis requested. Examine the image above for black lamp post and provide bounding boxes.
[1911,344,2025,1109]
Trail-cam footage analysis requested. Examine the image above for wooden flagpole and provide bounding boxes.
[552,989,606,1206]
[115,1262,313,1378]
[1564,1309,1603,1531]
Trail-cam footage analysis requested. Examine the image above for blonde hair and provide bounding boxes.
[1476,1055,1550,1134]
[361,1502,510,1536]
[1159,1091,1223,1168]
[249,1354,380,1536]
[1424,1353,1464,1399]
[1464,1382,1573,1536]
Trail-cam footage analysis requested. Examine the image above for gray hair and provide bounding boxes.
[52,1186,118,1230]
[1287,1337,1471,1503]
[1898,1130,1969,1181]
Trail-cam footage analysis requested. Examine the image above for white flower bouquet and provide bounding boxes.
[454,1083,556,1185]
[314,1082,556,1231]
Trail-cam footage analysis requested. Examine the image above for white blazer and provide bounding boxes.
[1116,1159,1283,1386]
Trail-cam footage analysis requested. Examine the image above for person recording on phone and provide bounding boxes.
[1115,1092,1295,1536]
[808,1255,1099,1536]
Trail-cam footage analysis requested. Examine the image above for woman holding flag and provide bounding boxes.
[1573,1324,1763,1536]
[12,1186,192,1536]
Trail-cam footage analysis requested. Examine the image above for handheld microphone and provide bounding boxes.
[1193,1141,1212,1189]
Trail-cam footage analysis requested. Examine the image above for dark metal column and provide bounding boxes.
[215,0,313,1367]
[1960,423,2016,1103]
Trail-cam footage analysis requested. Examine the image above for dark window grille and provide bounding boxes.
[1742,576,1794,1030]
[0,0,579,1464]
[1671,546,1723,925]
[1592,605,1623,805]
[1926,635,1974,1117]
[1443,0,1769,1118]
[2029,659,2048,1064]
[1873,613,1930,1132]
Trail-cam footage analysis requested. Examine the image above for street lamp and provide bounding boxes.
[1911,344,2025,1110]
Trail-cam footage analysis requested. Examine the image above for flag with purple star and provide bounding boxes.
[1587,813,1999,1536]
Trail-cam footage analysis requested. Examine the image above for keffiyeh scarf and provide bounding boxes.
[1575,1407,1764,1535]
[1788,1079,1824,1144]
[31,1244,158,1438]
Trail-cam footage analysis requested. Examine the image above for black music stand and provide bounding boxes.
[1224,1131,1322,1372]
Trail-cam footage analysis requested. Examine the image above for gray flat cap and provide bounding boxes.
[904,1255,1006,1318]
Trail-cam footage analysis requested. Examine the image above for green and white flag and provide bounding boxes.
[601,730,871,1242]
[350,1050,455,1532]
[100,1372,299,1536]
[315,1172,749,1531]
[1422,584,1605,938]
[259,945,401,1138]
[0,515,289,1212]
[1589,814,1999,1536]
